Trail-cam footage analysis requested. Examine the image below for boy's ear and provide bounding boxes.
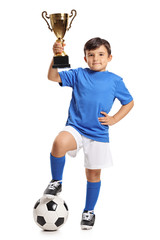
[84,56,87,62]
[108,55,112,62]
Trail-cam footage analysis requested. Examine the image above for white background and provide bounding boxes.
[0,0,160,239]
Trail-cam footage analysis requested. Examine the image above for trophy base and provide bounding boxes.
[52,55,71,68]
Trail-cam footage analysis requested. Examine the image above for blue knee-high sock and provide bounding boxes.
[84,181,101,212]
[50,153,65,181]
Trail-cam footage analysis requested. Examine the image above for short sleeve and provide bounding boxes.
[115,78,133,105]
[58,69,78,88]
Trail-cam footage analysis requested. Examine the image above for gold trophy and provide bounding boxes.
[42,9,77,68]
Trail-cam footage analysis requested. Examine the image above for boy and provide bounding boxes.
[43,37,134,230]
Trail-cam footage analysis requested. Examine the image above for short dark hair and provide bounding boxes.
[84,37,111,56]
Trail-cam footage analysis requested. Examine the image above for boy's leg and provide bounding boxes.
[50,131,77,180]
[50,154,65,183]
[44,131,77,196]
[81,169,101,230]
[51,131,77,158]
[84,169,101,211]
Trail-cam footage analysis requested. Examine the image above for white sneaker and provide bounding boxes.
[81,211,95,230]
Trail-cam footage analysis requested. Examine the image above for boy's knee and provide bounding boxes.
[51,136,67,157]
[86,169,101,182]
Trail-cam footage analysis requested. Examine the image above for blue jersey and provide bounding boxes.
[59,68,133,142]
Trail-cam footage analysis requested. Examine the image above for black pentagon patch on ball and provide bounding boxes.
[34,199,40,209]
[37,216,46,226]
[55,217,64,227]
[64,201,68,211]
[46,200,57,211]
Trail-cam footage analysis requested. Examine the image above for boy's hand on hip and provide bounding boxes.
[98,111,116,126]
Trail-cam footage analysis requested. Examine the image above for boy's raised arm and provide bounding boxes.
[47,60,62,83]
[47,42,64,83]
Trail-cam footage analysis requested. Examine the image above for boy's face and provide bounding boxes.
[84,45,112,72]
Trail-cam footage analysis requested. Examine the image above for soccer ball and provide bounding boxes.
[33,196,69,231]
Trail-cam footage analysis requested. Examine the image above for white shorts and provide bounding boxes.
[62,126,113,169]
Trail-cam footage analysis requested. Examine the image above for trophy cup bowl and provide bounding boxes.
[42,10,77,68]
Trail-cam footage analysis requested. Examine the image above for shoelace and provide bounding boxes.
[82,211,94,221]
[48,181,60,190]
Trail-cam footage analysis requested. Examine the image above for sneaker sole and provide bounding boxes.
[43,192,61,199]
[81,225,93,230]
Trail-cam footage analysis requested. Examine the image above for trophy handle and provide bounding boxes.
[42,11,52,32]
[67,9,77,31]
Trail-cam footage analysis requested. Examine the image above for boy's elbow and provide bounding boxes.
[47,74,52,81]
[129,100,134,110]
[47,73,61,83]
[47,73,55,82]
[131,100,134,107]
